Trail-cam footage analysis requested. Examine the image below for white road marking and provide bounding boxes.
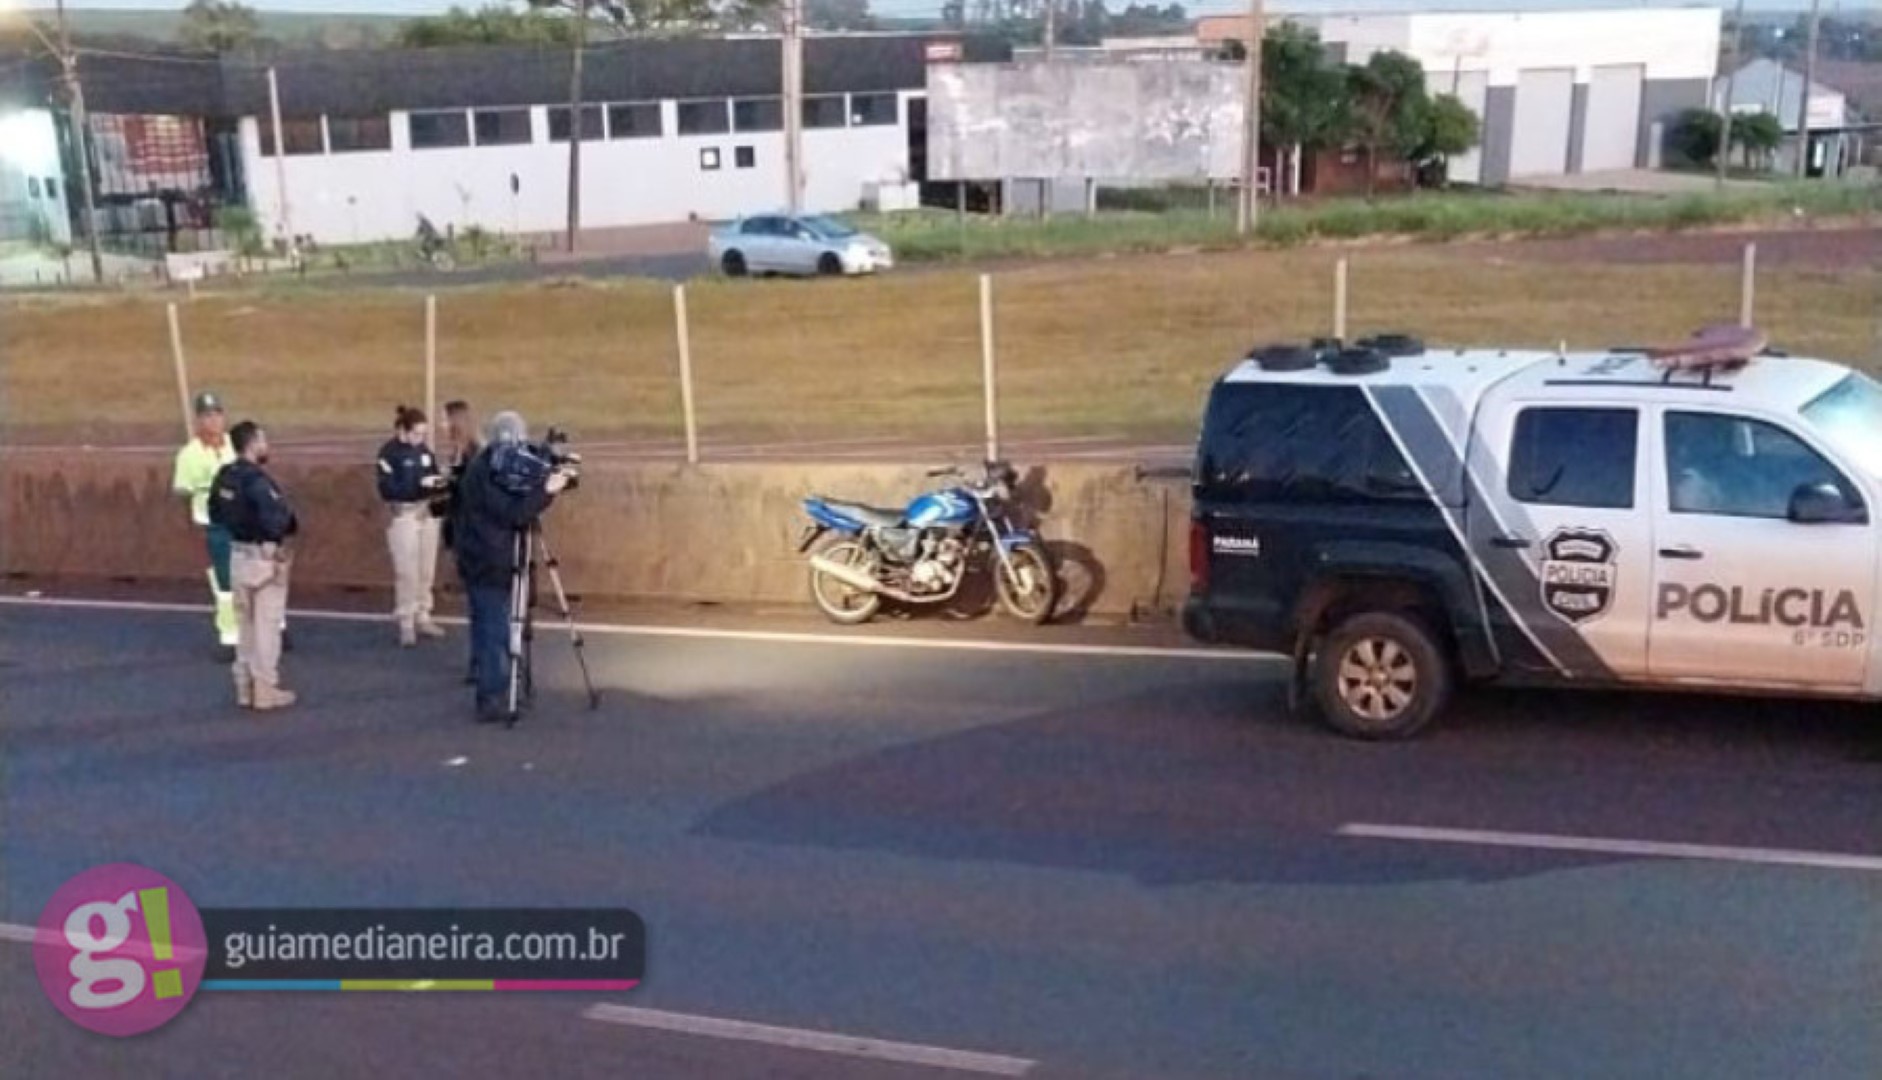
[0,595,1272,663]
[1338,824,1882,873]
[582,1004,1037,1076]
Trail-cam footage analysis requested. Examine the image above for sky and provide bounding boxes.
[15,0,1868,17]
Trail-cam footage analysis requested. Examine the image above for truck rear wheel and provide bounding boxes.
[1311,611,1452,740]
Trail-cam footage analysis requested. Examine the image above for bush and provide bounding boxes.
[216,205,265,258]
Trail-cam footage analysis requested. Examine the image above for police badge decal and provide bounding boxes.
[1540,528,1617,625]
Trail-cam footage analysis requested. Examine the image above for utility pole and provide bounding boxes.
[1236,0,1264,235]
[782,0,805,214]
[1044,0,1056,60]
[49,0,104,283]
[265,67,293,252]
[1795,0,1822,179]
[566,0,589,253]
[1717,0,1746,188]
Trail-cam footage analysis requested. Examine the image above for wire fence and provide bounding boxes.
[4,238,1871,464]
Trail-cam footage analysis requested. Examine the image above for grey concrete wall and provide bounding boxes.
[1567,83,1590,175]
[1,456,1194,623]
[1639,77,1711,169]
[927,61,1242,182]
[1481,86,1516,186]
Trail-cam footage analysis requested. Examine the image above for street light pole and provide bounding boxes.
[782,0,804,214]
[1236,0,1264,235]
[1795,0,1822,179]
[1717,0,1746,188]
[566,0,588,253]
[52,0,104,283]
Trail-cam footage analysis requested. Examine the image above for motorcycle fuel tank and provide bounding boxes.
[905,488,976,528]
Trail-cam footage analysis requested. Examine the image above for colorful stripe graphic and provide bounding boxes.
[201,979,640,992]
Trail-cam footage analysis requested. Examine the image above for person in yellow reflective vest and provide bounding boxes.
[173,392,238,656]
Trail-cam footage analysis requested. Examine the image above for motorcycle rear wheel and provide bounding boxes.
[808,537,883,625]
[995,545,1057,625]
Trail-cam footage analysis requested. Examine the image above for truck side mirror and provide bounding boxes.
[1788,481,1867,525]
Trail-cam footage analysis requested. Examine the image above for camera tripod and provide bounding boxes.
[505,521,601,726]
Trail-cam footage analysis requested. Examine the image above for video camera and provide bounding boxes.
[491,425,583,496]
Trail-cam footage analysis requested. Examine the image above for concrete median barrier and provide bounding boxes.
[2,455,1193,622]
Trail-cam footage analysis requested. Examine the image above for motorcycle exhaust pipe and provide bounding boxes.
[808,554,885,595]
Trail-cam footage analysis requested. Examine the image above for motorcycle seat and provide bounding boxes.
[814,497,904,528]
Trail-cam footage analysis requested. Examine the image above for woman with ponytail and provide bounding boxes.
[375,405,447,647]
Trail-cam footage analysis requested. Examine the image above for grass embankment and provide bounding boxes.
[5,244,1875,448]
[864,183,1882,263]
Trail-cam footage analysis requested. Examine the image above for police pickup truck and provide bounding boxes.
[1182,328,1882,739]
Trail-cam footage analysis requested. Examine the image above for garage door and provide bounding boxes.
[1511,68,1574,178]
[1444,70,1490,185]
[1581,64,1644,173]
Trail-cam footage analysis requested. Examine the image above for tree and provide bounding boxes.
[398,6,579,46]
[1412,93,1480,184]
[1669,108,1723,166]
[179,0,262,53]
[1258,24,1350,197]
[807,0,873,32]
[1344,50,1429,196]
[1732,111,1785,171]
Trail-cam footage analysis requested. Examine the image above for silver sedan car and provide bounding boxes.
[708,214,894,277]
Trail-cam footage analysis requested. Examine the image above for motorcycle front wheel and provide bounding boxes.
[995,545,1057,625]
[808,537,882,625]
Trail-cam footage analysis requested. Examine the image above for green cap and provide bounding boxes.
[193,391,224,416]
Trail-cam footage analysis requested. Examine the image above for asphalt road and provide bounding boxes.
[4,600,1881,1078]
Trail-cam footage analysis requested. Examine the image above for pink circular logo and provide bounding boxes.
[33,863,206,1036]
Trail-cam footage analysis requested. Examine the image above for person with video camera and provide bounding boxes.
[453,411,574,724]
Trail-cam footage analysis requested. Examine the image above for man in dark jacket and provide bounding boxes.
[210,421,300,711]
[453,411,569,723]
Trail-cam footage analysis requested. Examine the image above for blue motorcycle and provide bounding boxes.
[798,461,1057,626]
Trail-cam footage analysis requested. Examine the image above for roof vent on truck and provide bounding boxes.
[1355,333,1425,358]
[1248,343,1320,372]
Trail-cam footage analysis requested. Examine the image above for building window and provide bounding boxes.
[850,93,897,127]
[548,105,605,142]
[1509,408,1638,510]
[408,110,471,150]
[677,100,730,136]
[327,114,391,153]
[608,102,661,139]
[733,97,782,133]
[735,145,755,169]
[803,95,847,129]
[28,177,40,198]
[43,178,58,201]
[473,108,533,146]
[699,147,721,171]
[259,116,326,156]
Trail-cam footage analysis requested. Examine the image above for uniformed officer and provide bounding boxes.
[171,392,237,656]
[438,400,482,682]
[377,405,448,647]
[210,421,300,711]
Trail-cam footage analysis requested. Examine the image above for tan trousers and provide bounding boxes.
[387,505,440,629]
[232,544,291,691]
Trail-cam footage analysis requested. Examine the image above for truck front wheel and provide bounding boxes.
[1311,611,1452,740]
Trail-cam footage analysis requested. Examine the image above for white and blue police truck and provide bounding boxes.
[1183,329,1882,739]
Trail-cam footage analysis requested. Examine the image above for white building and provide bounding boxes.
[0,107,74,246]
[0,37,980,249]
[1319,8,1721,184]
[1716,58,1854,176]
[225,38,958,245]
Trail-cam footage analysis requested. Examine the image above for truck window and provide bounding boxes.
[1196,385,1423,503]
[1508,407,1637,509]
[1665,411,1865,520]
